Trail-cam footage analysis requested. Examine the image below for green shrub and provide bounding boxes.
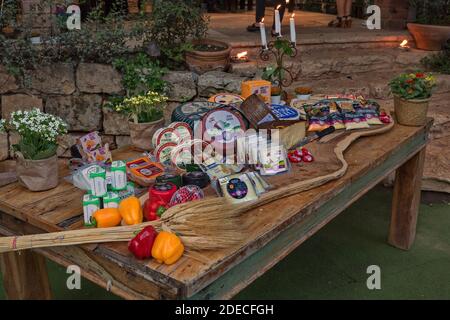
[421,40,450,74]
[149,0,209,66]
[112,53,168,96]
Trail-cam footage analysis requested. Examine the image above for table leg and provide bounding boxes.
[0,250,52,299]
[388,147,426,250]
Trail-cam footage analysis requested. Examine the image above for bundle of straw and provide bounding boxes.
[0,121,394,254]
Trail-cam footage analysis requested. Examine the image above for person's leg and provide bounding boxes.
[336,0,345,17]
[345,0,352,16]
[288,0,295,13]
[329,0,345,27]
[247,0,265,31]
[255,0,265,22]
[344,0,352,27]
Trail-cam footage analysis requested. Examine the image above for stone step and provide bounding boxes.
[290,72,450,101]
[230,46,432,80]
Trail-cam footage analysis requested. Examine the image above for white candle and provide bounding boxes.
[290,13,296,44]
[259,18,268,49]
[274,5,281,36]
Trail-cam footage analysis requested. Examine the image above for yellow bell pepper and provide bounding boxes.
[151,231,184,265]
[92,208,122,228]
[119,196,143,225]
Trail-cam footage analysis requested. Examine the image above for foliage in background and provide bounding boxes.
[149,0,209,66]
[389,72,437,100]
[112,53,168,96]
[110,91,167,123]
[0,0,19,29]
[421,40,450,74]
[0,0,153,80]
[409,0,450,25]
[4,109,68,160]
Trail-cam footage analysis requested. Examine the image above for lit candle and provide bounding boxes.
[274,5,281,36]
[290,13,296,44]
[259,18,268,49]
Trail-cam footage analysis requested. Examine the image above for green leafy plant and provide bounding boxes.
[0,1,154,81]
[409,0,450,26]
[0,0,19,30]
[261,38,294,89]
[421,40,450,74]
[4,109,68,160]
[113,53,168,96]
[149,0,209,66]
[110,91,168,123]
[389,72,437,100]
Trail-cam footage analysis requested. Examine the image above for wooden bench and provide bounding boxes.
[0,119,432,299]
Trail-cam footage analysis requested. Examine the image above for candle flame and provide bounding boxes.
[286,0,289,3]
[400,40,408,47]
[261,17,264,23]
[237,51,248,59]
[276,5,281,10]
[291,13,295,18]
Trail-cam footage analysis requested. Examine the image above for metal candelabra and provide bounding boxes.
[259,36,298,89]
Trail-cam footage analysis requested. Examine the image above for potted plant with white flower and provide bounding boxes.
[4,109,68,191]
[111,91,167,150]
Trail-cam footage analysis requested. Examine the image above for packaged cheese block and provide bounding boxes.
[219,173,258,204]
[208,93,244,106]
[241,80,271,104]
[308,115,330,132]
[155,142,178,165]
[168,122,193,143]
[358,108,383,125]
[329,112,345,130]
[343,112,370,130]
[129,162,164,185]
[153,128,180,148]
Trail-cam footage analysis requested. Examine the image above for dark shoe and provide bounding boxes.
[328,16,343,28]
[247,23,259,32]
[344,16,352,28]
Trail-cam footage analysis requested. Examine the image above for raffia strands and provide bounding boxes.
[0,121,394,254]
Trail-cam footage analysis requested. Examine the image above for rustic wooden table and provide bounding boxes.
[0,120,432,300]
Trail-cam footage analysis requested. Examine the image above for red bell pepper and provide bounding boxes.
[128,226,158,260]
[143,199,165,221]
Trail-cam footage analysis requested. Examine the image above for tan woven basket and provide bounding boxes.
[394,95,430,126]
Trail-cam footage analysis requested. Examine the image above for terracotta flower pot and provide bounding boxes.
[144,2,152,13]
[394,95,430,127]
[185,39,232,74]
[128,118,165,151]
[16,153,59,192]
[127,0,140,14]
[407,23,450,51]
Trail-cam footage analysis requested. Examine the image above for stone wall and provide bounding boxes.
[0,63,250,160]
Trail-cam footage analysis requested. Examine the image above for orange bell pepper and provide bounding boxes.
[151,231,184,265]
[92,208,122,228]
[119,196,143,225]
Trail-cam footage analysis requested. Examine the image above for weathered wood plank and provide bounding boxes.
[388,147,426,250]
[190,126,429,299]
[0,250,52,300]
[0,121,433,300]
[0,213,176,300]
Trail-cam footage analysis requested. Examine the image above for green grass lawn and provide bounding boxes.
[1,186,449,300]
